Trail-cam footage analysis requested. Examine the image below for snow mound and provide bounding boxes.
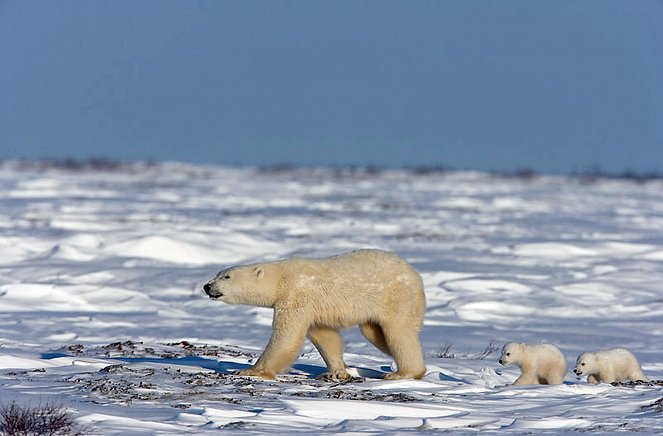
[0,164,661,434]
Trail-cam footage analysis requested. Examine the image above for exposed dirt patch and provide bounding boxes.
[646,397,663,413]
[53,341,425,407]
[59,341,257,359]
[612,380,663,388]
[66,363,421,407]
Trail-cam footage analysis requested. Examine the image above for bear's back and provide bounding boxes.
[599,348,638,367]
[526,343,565,365]
[279,249,424,328]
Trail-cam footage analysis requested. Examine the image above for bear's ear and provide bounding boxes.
[254,266,264,279]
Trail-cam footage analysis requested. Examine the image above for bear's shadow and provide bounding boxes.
[42,352,249,374]
[291,363,387,379]
[43,352,390,380]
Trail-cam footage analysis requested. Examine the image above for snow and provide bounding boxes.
[0,162,662,434]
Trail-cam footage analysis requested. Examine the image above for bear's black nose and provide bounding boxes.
[203,283,212,294]
[499,360,503,364]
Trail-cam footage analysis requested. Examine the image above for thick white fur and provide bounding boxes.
[499,342,567,385]
[574,348,648,384]
[204,249,426,380]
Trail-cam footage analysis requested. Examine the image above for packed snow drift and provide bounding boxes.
[0,162,661,434]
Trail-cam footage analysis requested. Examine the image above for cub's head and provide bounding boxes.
[573,352,596,378]
[203,264,271,306]
[498,342,522,366]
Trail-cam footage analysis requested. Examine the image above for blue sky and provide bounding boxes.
[1,1,661,173]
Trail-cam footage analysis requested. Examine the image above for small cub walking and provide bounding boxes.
[574,348,648,384]
[499,342,567,385]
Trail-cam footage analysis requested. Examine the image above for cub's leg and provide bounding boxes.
[628,369,649,382]
[544,372,565,385]
[587,374,600,384]
[238,310,308,379]
[380,320,426,380]
[513,373,538,385]
[599,371,616,384]
[307,326,350,380]
[359,322,391,355]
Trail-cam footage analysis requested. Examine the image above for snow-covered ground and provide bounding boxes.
[0,162,661,434]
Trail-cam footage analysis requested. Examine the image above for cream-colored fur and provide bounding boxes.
[204,249,426,381]
[574,348,648,384]
[499,342,567,385]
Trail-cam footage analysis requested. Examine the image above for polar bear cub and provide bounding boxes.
[573,348,648,384]
[499,342,567,385]
[203,249,427,381]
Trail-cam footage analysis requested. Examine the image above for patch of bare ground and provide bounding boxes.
[56,341,426,407]
[60,340,257,359]
[612,380,663,388]
[67,363,423,407]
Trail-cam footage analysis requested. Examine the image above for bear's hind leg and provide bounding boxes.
[545,372,565,385]
[307,326,350,380]
[599,370,616,384]
[359,322,391,355]
[628,370,649,382]
[380,321,426,380]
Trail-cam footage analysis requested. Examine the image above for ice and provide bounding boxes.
[508,417,593,429]
[283,398,461,420]
[455,301,537,322]
[444,278,532,295]
[0,283,149,313]
[512,242,598,259]
[0,163,662,434]
[642,250,663,261]
[104,235,223,266]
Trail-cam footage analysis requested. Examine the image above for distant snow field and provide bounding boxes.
[0,163,662,434]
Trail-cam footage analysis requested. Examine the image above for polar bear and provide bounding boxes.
[573,348,649,384]
[203,249,427,381]
[499,342,567,385]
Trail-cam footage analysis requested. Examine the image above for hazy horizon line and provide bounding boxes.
[2,156,662,182]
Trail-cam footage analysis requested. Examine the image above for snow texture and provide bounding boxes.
[0,163,662,434]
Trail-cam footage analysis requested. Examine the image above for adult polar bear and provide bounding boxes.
[203,249,427,380]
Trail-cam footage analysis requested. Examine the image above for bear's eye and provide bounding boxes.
[223,275,231,280]
[505,353,510,356]
[581,363,585,366]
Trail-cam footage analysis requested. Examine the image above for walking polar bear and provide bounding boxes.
[499,342,567,385]
[203,249,427,381]
[574,348,649,384]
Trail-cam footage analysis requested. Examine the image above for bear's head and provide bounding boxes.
[573,352,595,378]
[498,342,521,366]
[203,264,276,307]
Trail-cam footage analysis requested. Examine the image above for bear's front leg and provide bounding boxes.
[236,367,277,379]
[512,373,538,385]
[237,308,308,379]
